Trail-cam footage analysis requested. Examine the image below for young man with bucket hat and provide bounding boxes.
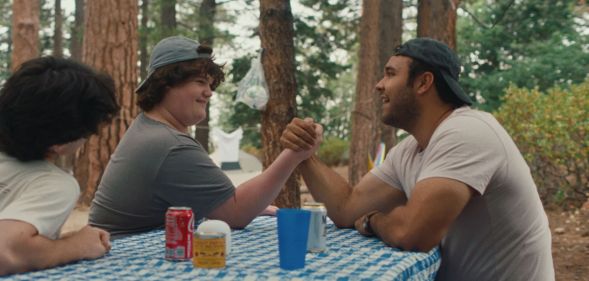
[89,36,321,238]
[281,38,554,281]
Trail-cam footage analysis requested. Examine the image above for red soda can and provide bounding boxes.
[165,206,194,260]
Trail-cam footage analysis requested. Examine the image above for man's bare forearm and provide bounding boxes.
[211,149,309,228]
[1,234,88,275]
[0,225,109,276]
[299,155,355,227]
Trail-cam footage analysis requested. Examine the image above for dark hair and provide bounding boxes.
[406,58,466,108]
[0,56,120,161]
[137,52,225,112]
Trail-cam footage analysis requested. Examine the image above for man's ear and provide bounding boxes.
[414,72,435,95]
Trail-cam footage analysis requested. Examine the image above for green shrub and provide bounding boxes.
[317,137,349,167]
[494,79,589,208]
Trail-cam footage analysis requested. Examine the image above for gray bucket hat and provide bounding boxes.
[135,36,211,93]
[394,38,473,105]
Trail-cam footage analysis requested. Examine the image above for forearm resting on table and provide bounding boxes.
[370,207,441,252]
[367,177,473,252]
[0,232,89,275]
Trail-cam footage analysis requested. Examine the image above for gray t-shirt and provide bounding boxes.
[372,107,554,281]
[90,113,235,238]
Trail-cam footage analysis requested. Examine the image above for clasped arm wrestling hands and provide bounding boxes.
[282,118,383,235]
[281,117,323,152]
[282,118,386,237]
[0,220,111,275]
[281,117,474,252]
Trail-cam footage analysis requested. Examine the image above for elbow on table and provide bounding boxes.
[229,223,247,230]
[327,210,355,229]
[226,217,252,230]
[330,216,353,229]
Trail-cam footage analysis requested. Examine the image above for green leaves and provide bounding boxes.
[495,79,589,208]
[458,0,589,111]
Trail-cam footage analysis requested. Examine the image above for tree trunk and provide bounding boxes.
[52,0,73,172]
[75,0,139,206]
[160,0,176,38]
[194,0,216,152]
[70,0,85,61]
[11,0,40,71]
[53,0,63,58]
[349,0,402,186]
[417,0,460,49]
[198,0,216,46]
[140,0,149,80]
[379,0,402,156]
[259,0,299,208]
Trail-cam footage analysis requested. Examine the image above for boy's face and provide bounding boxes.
[160,75,214,129]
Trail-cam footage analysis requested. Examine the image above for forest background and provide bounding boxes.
[2,0,588,279]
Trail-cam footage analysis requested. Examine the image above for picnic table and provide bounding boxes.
[5,216,440,280]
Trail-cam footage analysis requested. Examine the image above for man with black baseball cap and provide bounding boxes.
[281,38,554,281]
[89,36,322,238]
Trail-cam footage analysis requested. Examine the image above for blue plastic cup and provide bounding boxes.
[277,208,311,270]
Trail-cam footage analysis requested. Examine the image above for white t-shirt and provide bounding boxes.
[0,152,79,239]
[372,107,554,281]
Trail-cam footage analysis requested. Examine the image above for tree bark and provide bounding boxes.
[140,0,149,80]
[11,0,40,71]
[194,0,217,152]
[417,0,460,49]
[259,0,300,208]
[52,0,73,172]
[379,0,402,156]
[349,0,402,186]
[53,0,63,58]
[75,0,139,206]
[70,0,85,61]
[160,0,177,38]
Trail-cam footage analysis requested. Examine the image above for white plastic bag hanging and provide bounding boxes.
[236,52,269,110]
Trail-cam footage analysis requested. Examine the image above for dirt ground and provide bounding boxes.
[548,205,589,281]
[63,165,589,280]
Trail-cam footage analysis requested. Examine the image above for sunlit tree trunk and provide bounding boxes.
[417,0,460,49]
[195,0,217,152]
[160,0,176,38]
[75,0,139,206]
[53,0,63,58]
[70,0,85,61]
[259,0,300,208]
[349,0,402,186]
[11,0,39,71]
[140,0,149,80]
[379,0,402,159]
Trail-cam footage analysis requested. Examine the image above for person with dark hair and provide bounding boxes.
[0,57,119,275]
[281,38,554,281]
[89,36,320,238]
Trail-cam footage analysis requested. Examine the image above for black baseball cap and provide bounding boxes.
[394,38,473,105]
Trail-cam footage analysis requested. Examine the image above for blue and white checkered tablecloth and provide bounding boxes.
[4,216,440,281]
